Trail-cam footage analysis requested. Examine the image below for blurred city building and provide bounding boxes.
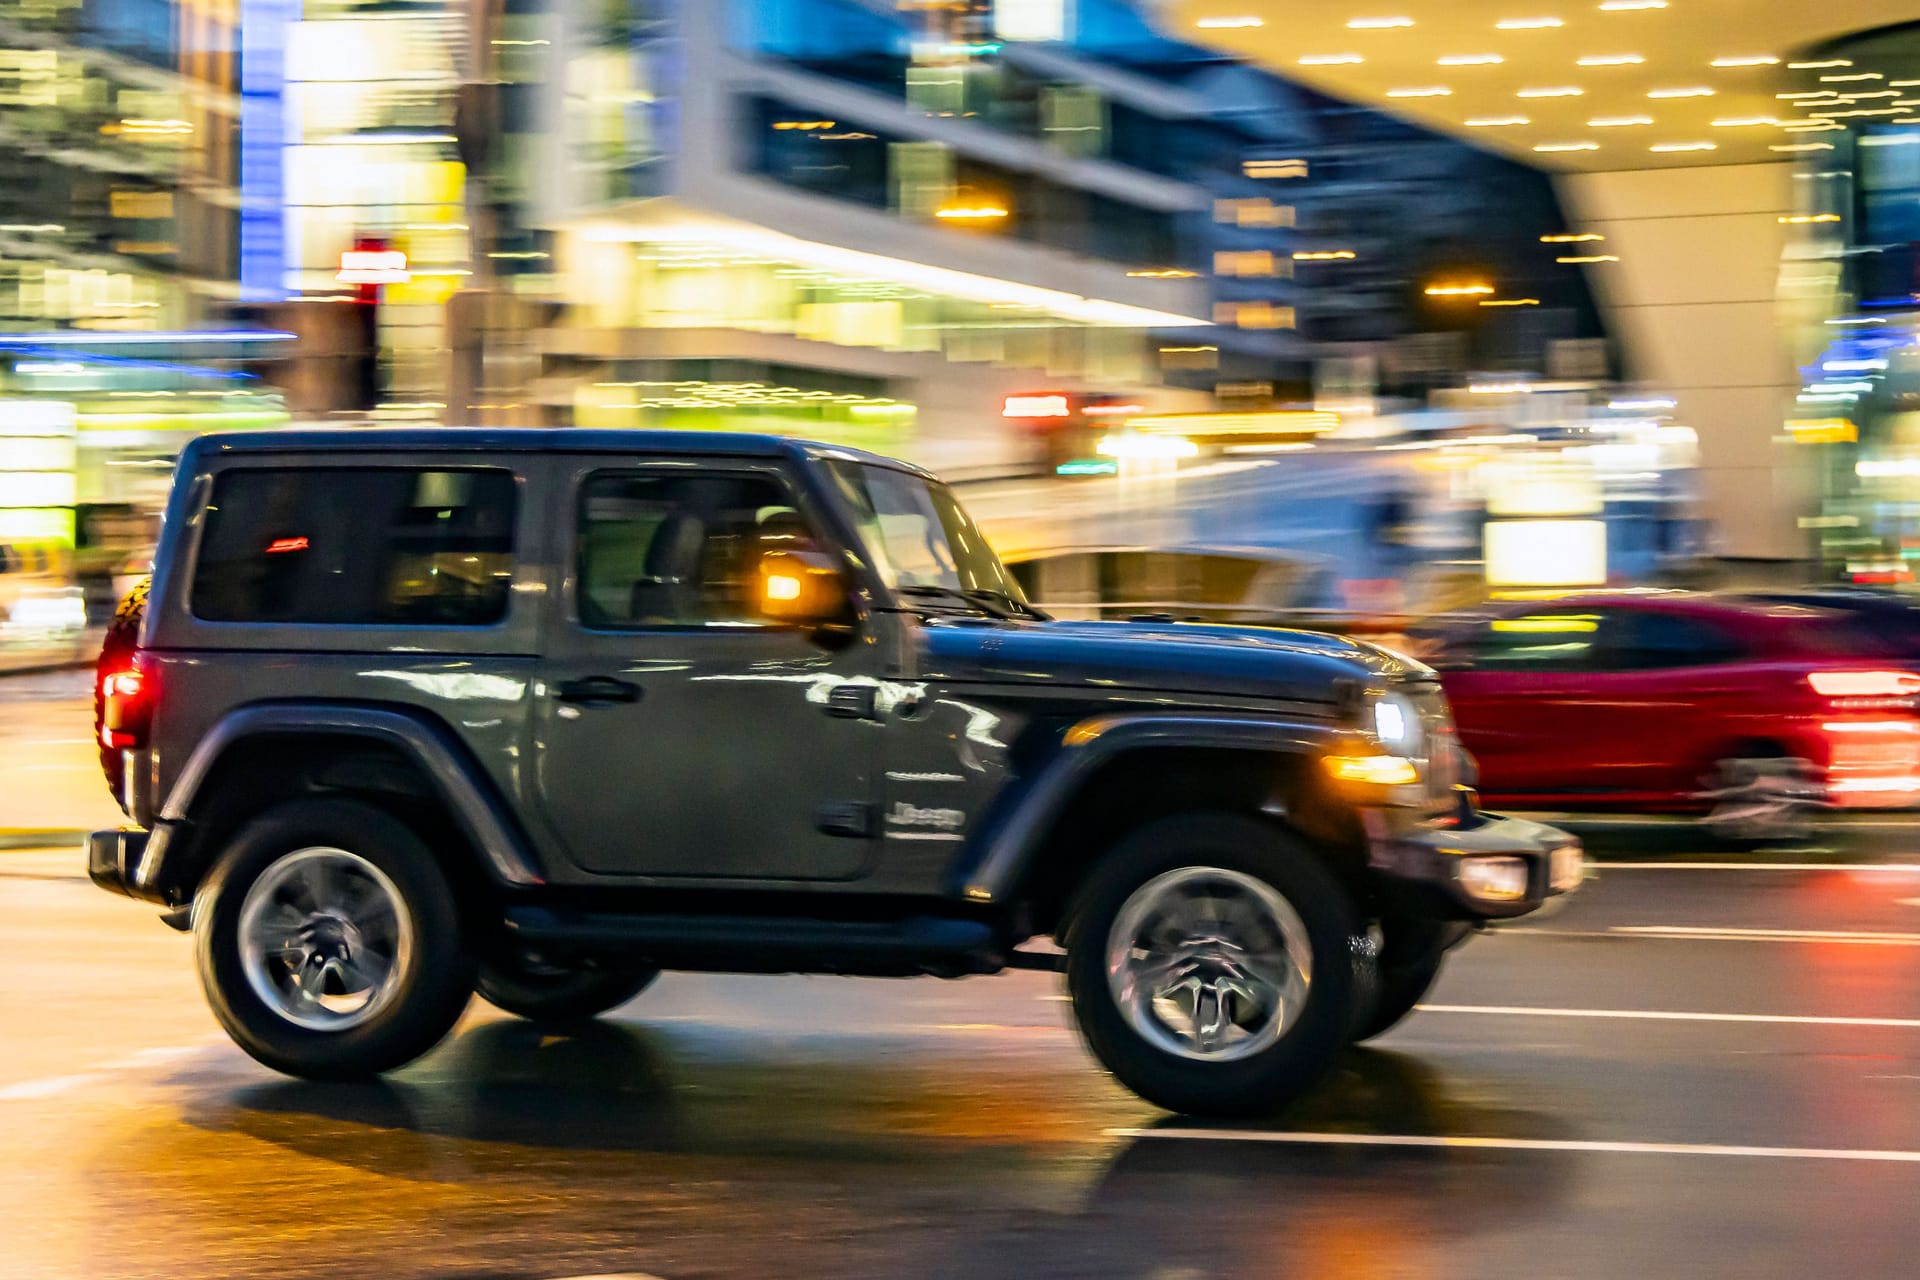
[1167,0,1901,562]
[0,0,293,632]
[1771,25,1920,585]
[490,0,1607,472]
[14,0,1920,649]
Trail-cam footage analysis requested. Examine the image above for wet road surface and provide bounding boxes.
[6,840,1920,1280]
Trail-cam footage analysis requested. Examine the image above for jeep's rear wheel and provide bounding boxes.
[476,956,658,1024]
[1064,812,1372,1117]
[194,798,475,1079]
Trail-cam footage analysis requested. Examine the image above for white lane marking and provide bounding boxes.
[0,1074,105,1102]
[1108,1129,1920,1164]
[1595,863,1920,872]
[100,1045,209,1070]
[1616,925,1920,944]
[884,831,965,842]
[1500,926,1920,946]
[0,1040,218,1103]
[1512,815,1920,832]
[1415,1003,1920,1029]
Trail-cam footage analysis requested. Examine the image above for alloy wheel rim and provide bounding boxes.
[236,847,414,1031]
[1105,865,1313,1062]
[1703,758,1814,841]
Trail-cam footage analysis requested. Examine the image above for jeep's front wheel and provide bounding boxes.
[1064,813,1371,1117]
[476,956,658,1024]
[1351,924,1450,1043]
[194,798,476,1079]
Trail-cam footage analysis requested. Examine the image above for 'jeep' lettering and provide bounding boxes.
[888,802,965,831]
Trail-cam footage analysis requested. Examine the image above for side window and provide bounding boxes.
[191,468,517,625]
[1603,611,1746,670]
[577,470,815,628]
[1456,612,1605,671]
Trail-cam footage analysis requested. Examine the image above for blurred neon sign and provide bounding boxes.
[337,249,410,285]
[1002,394,1070,418]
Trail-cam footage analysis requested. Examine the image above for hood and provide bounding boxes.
[919,617,1428,704]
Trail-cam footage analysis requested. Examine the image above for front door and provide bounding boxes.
[532,456,882,881]
[1438,608,1614,797]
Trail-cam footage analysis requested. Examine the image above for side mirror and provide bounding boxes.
[757,549,852,626]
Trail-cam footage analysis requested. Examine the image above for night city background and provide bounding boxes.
[8,0,1920,1277]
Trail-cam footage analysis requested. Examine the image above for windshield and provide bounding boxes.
[822,460,1027,604]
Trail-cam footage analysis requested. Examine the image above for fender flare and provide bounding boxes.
[159,702,545,888]
[952,713,1347,905]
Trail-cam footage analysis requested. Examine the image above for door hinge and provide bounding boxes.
[816,801,876,838]
[826,684,879,720]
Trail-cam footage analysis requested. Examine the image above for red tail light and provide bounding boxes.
[1809,670,1920,697]
[99,661,152,750]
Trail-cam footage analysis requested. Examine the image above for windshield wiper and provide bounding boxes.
[894,584,1018,620]
[962,586,1048,621]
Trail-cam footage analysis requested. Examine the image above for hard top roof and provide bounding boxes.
[179,427,932,476]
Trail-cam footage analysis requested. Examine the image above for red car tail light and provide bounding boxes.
[99,660,153,750]
[1808,670,1920,698]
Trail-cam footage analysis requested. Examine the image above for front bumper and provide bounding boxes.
[1369,810,1583,921]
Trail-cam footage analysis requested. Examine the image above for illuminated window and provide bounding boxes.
[109,191,174,219]
[1212,198,1295,228]
[994,0,1068,41]
[1214,249,1277,277]
[1244,158,1308,179]
[1212,301,1296,329]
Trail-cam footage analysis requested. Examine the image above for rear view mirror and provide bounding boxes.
[758,549,851,626]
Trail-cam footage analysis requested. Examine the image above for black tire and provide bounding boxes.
[193,798,477,1079]
[1701,752,1817,848]
[476,957,658,1024]
[1351,927,1448,1043]
[94,576,149,815]
[1063,812,1374,1118]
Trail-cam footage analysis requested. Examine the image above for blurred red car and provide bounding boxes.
[1421,592,1920,839]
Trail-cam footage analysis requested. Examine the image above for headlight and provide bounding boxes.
[1459,855,1529,902]
[1372,691,1423,757]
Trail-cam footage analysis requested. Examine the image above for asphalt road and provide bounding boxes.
[8,672,1920,1278]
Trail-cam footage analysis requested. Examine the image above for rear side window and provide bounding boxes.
[191,468,517,625]
[1603,611,1746,670]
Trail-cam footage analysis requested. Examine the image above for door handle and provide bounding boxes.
[555,676,642,706]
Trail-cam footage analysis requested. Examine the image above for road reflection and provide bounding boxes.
[136,1021,1574,1279]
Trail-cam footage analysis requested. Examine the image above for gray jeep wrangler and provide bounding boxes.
[89,428,1580,1116]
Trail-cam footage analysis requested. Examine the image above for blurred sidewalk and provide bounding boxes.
[0,628,101,676]
[0,669,124,842]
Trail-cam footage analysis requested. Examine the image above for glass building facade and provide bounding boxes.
[1780,25,1920,582]
[0,0,1616,626]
